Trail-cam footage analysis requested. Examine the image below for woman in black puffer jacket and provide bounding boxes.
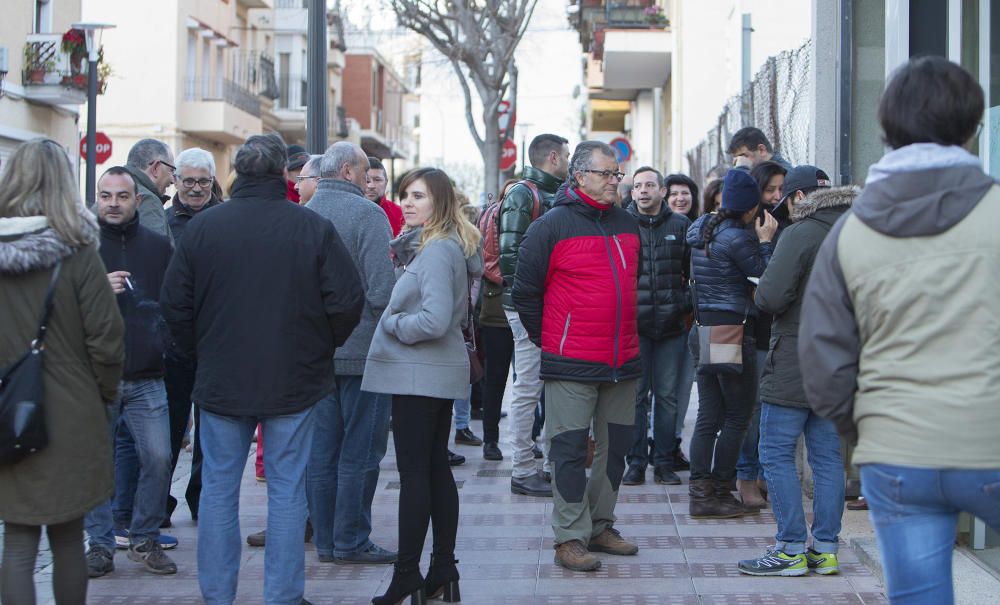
[685,169,777,518]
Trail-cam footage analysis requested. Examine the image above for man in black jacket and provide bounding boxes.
[85,166,177,578]
[622,167,692,487]
[161,133,364,604]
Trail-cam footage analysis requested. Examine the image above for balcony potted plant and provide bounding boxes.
[23,45,53,84]
[62,28,88,74]
[644,5,668,27]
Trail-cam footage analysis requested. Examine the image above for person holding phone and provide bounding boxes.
[686,169,777,518]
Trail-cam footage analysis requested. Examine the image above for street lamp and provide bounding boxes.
[71,22,115,205]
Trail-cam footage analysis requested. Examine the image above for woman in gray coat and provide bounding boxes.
[0,139,124,604]
[363,168,483,605]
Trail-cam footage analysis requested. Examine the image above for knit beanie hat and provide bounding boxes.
[721,169,761,212]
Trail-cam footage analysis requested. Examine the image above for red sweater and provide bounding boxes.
[379,197,404,237]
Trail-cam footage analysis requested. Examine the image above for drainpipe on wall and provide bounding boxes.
[839,0,853,185]
[653,86,662,169]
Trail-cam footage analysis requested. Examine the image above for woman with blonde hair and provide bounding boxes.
[363,167,483,605]
[0,139,124,604]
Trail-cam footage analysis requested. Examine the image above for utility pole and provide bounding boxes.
[740,11,753,124]
[306,0,328,154]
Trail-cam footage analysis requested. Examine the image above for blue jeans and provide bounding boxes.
[736,349,767,481]
[759,403,844,554]
[452,385,472,431]
[85,379,171,548]
[862,464,1000,605]
[305,376,390,559]
[112,423,139,529]
[198,407,316,605]
[627,333,688,470]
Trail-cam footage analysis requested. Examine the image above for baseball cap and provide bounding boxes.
[782,165,832,201]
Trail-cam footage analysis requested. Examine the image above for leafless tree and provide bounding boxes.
[389,0,539,198]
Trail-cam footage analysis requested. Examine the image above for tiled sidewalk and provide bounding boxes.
[37,394,885,604]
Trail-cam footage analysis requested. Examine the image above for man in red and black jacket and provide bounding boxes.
[512,141,642,572]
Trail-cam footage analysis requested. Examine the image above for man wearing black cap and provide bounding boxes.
[779,165,834,216]
[286,144,310,203]
[738,169,852,577]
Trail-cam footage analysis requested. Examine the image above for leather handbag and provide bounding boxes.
[464,275,485,385]
[689,259,748,375]
[0,262,61,465]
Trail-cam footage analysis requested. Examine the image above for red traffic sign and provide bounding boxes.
[499,139,517,172]
[80,132,113,164]
[609,137,632,164]
[498,100,516,136]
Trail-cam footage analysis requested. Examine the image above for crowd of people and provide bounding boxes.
[0,56,998,605]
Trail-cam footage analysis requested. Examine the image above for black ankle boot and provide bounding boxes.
[372,563,427,605]
[424,555,460,602]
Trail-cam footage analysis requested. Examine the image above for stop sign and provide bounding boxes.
[80,132,113,164]
[499,139,517,172]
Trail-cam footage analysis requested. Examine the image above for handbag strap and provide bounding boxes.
[31,262,62,352]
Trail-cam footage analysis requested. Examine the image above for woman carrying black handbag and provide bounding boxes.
[0,139,124,605]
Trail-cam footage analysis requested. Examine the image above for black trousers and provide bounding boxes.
[163,354,202,520]
[392,395,459,568]
[689,339,757,483]
[480,326,514,444]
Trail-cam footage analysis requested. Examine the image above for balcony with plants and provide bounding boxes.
[21,28,112,106]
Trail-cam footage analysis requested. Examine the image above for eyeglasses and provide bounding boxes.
[295,175,321,183]
[582,169,626,181]
[180,177,213,189]
[158,159,176,172]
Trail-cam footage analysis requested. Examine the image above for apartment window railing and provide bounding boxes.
[275,0,306,7]
[232,51,280,100]
[184,76,261,117]
[332,105,348,138]
[276,73,308,109]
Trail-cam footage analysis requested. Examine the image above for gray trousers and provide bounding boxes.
[545,378,636,545]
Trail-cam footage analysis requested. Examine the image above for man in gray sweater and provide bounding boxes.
[304,142,397,564]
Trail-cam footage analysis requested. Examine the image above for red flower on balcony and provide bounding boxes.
[61,29,87,55]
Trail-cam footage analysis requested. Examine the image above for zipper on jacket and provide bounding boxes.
[559,313,571,356]
[597,220,622,383]
[613,235,627,270]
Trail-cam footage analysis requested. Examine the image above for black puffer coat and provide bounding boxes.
[686,214,773,322]
[627,202,691,339]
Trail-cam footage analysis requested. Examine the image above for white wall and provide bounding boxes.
[671,0,812,171]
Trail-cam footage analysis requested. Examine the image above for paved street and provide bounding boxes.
[24,392,886,604]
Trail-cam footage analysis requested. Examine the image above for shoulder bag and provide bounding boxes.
[689,256,748,375]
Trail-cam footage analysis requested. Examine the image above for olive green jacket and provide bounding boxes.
[0,213,124,525]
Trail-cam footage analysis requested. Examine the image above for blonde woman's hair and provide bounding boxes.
[398,168,481,258]
[0,138,92,246]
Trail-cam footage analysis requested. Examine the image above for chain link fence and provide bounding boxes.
[686,40,813,187]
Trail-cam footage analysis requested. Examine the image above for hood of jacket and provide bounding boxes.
[523,166,565,193]
[391,227,484,277]
[126,166,168,203]
[855,143,994,237]
[0,207,99,275]
[626,200,671,226]
[230,174,289,202]
[791,186,858,223]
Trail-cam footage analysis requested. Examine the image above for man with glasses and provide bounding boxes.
[294,155,323,205]
[365,156,403,236]
[125,139,176,240]
[512,141,642,572]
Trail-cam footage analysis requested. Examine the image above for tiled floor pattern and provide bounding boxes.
[30,394,886,604]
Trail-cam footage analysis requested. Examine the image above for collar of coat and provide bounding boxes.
[523,166,564,193]
[791,186,858,222]
[171,193,222,217]
[0,208,98,275]
[316,178,365,199]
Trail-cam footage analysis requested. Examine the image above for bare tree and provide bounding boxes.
[389,0,538,198]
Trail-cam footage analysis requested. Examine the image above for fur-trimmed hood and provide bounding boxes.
[0,208,99,275]
[791,186,858,222]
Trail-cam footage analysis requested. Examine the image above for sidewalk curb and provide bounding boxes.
[851,537,1000,604]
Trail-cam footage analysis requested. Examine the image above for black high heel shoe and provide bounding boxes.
[424,555,460,602]
[372,563,427,605]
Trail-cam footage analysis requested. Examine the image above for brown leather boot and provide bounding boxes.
[689,479,744,519]
[554,540,601,571]
[737,479,767,509]
[588,527,638,556]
